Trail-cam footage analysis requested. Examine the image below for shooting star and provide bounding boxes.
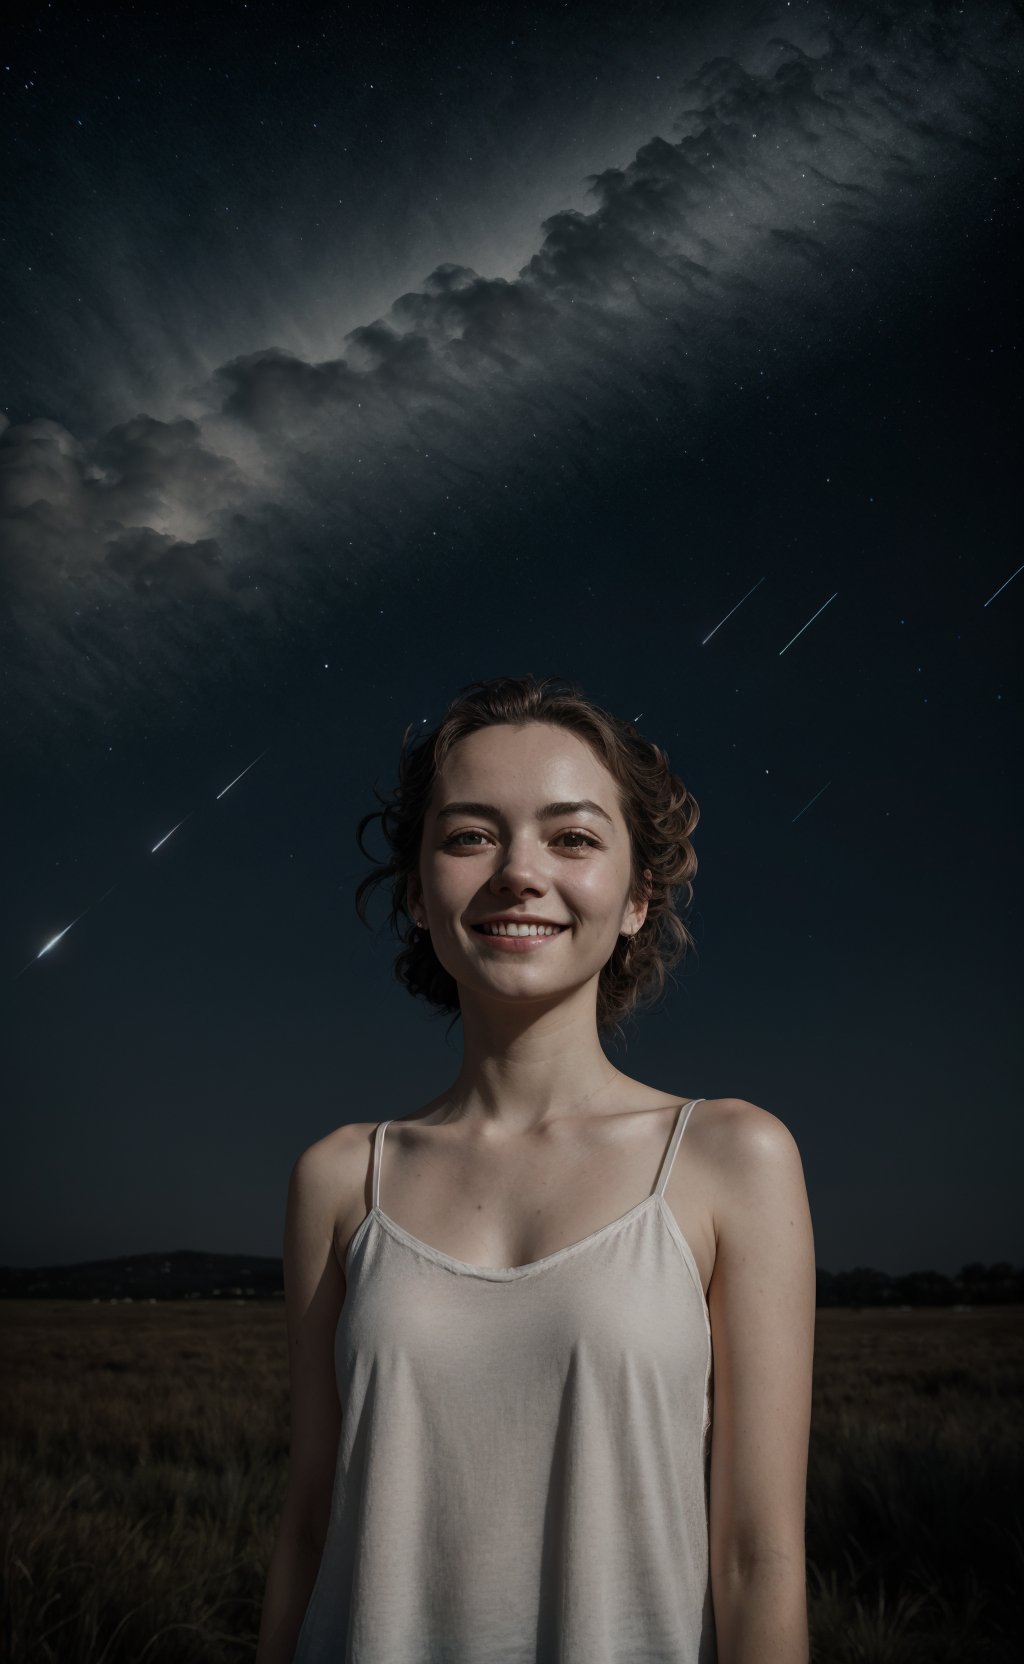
[702,577,766,646]
[13,886,117,980]
[983,562,1024,608]
[151,815,192,854]
[779,593,838,657]
[216,749,269,801]
[792,781,833,824]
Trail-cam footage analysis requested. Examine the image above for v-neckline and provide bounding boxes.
[352,1191,663,1282]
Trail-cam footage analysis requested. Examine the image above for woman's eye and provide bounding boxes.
[444,831,598,849]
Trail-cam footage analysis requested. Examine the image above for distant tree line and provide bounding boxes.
[816,1262,1023,1307]
[0,1251,1021,1305]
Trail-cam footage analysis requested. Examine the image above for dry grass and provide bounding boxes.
[1,1300,1021,1662]
[804,1307,1023,1663]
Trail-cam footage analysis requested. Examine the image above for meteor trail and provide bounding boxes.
[792,781,833,824]
[13,886,117,979]
[779,593,838,657]
[216,749,268,801]
[11,744,272,981]
[152,816,192,853]
[702,578,766,646]
[983,562,1024,608]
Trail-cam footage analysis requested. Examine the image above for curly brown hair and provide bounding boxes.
[354,673,700,1046]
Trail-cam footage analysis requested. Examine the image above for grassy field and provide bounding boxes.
[2,1300,1020,1662]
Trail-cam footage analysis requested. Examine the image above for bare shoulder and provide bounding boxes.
[681,1093,800,1165]
[696,1095,804,1160]
[693,1095,809,1237]
[292,1120,383,1274]
[294,1118,379,1182]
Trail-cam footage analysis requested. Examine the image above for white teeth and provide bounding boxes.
[480,922,563,937]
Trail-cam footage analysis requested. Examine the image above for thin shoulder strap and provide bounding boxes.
[372,1120,392,1211]
[653,1099,705,1199]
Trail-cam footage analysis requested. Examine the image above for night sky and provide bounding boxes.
[2,0,1021,1278]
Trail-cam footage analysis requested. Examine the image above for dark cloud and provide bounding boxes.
[0,412,245,588]
[103,528,247,601]
[2,0,1019,733]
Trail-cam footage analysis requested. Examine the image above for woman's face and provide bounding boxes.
[408,722,650,1004]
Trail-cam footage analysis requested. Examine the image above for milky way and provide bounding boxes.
[2,0,1019,735]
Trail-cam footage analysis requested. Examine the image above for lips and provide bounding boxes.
[471,923,569,951]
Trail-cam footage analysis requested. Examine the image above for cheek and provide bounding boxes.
[570,866,623,906]
[428,864,483,917]
[433,861,477,897]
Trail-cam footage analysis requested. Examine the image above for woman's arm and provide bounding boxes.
[706,1099,817,1664]
[255,1135,350,1664]
[255,1532,327,1664]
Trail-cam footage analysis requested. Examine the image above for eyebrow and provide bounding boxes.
[435,799,614,828]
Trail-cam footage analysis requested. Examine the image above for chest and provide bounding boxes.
[337,1101,717,1295]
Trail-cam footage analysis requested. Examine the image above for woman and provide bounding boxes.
[256,673,816,1664]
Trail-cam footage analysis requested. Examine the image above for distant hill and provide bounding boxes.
[0,1250,1022,1305]
[0,1249,283,1301]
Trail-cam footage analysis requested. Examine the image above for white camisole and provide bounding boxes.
[293,1096,715,1662]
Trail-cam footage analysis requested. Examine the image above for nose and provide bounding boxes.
[488,836,549,901]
